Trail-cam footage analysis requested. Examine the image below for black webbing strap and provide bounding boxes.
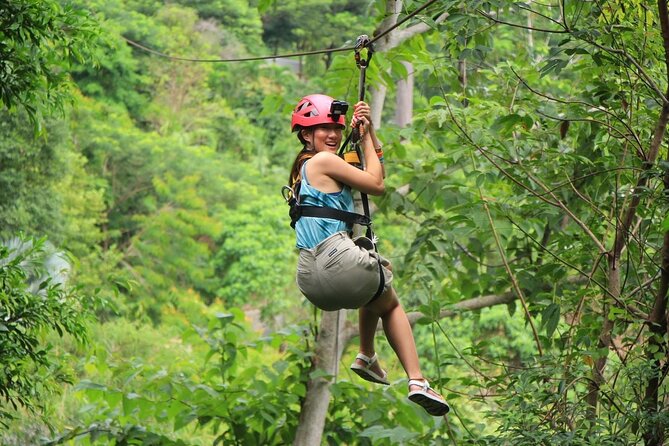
[337,36,374,157]
[298,205,371,226]
[352,35,375,243]
[361,193,373,240]
[371,255,385,300]
[289,200,371,229]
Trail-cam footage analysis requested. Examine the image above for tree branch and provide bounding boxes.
[511,67,644,153]
[342,290,517,343]
[374,5,448,52]
[523,169,608,254]
[480,193,543,355]
[395,12,449,43]
[585,40,669,106]
[477,9,569,34]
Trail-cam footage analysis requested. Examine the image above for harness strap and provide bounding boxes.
[352,35,376,245]
[372,255,385,300]
[289,202,371,229]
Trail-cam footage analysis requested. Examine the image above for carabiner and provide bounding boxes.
[281,185,295,203]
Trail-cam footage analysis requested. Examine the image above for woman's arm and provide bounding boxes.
[309,146,384,195]
[308,103,385,195]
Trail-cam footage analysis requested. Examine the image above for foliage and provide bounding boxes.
[178,0,265,49]
[261,0,375,77]
[0,107,106,258]
[366,0,669,443]
[214,183,299,314]
[0,110,67,240]
[44,309,311,445]
[5,0,669,444]
[261,0,369,53]
[0,0,98,130]
[0,237,89,426]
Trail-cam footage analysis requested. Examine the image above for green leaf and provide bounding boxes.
[541,303,561,338]
[491,113,522,134]
[174,411,197,431]
[75,380,108,391]
[661,213,669,232]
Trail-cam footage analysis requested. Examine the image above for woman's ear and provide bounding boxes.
[301,128,313,147]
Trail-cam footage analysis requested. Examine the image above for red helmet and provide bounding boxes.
[291,94,346,131]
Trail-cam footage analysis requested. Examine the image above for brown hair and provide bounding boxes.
[288,148,313,200]
[287,126,315,201]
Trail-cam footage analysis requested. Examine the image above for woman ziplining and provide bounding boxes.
[282,91,450,417]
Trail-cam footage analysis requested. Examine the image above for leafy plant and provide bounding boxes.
[0,0,99,130]
[0,236,89,426]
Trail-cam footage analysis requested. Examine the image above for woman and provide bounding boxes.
[287,93,450,417]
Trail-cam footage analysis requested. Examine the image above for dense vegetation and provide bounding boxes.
[2,0,669,444]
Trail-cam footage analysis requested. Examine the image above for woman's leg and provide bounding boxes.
[362,286,421,378]
[361,286,446,402]
[354,260,390,375]
[358,305,380,359]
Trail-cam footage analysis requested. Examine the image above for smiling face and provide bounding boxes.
[301,123,343,153]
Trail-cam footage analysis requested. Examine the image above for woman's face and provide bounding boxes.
[302,124,343,153]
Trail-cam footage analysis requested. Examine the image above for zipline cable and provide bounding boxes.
[124,37,354,63]
[122,0,441,63]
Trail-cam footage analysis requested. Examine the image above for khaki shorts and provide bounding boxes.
[296,231,393,311]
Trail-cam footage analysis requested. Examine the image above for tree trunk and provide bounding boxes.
[371,83,387,129]
[369,1,449,129]
[293,309,345,446]
[583,100,669,422]
[584,0,669,419]
[642,145,669,445]
[643,229,669,446]
[585,257,617,419]
[394,61,413,127]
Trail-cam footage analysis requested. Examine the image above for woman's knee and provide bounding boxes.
[364,287,398,315]
[383,260,393,272]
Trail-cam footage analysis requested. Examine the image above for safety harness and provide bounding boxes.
[282,189,371,230]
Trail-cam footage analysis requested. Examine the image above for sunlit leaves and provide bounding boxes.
[0,237,89,426]
[0,0,100,130]
[59,311,309,445]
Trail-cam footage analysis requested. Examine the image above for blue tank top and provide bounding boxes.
[295,160,354,249]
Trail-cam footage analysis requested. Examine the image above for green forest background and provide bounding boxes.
[2,0,669,444]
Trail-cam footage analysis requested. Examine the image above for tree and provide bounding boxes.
[381,0,669,443]
[0,237,89,426]
[261,0,373,77]
[368,0,449,128]
[0,0,98,130]
[0,107,105,255]
[292,0,669,443]
[179,0,265,49]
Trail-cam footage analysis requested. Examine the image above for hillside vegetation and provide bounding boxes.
[1,0,669,444]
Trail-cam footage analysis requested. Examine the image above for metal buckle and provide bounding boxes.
[281,185,295,203]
